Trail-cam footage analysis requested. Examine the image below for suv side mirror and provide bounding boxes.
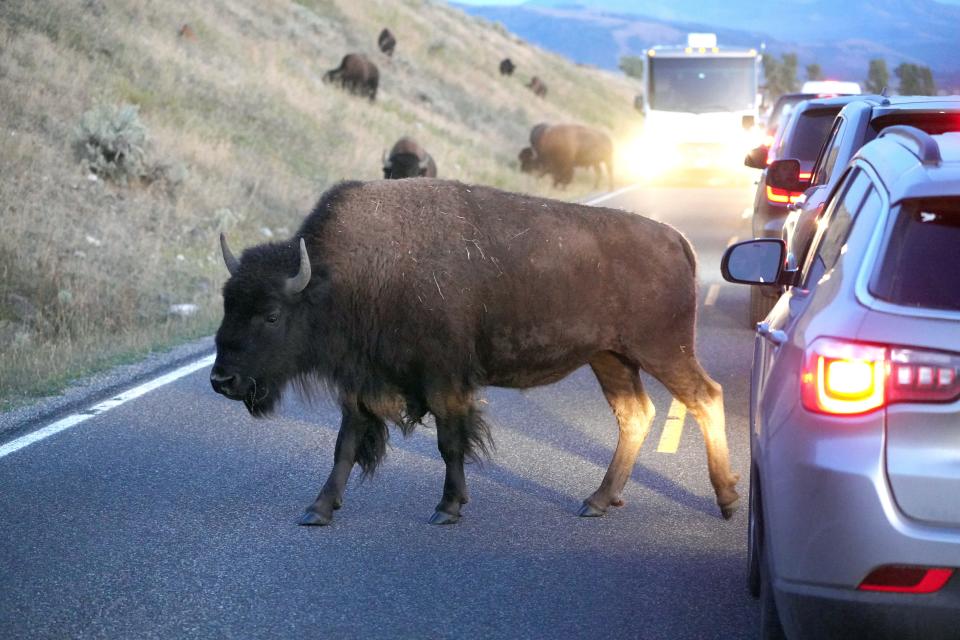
[744,145,767,169]
[766,159,803,191]
[721,239,785,285]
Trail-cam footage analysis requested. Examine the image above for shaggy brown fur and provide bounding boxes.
[323,53,379,102]
[521,123,614,189]
[383,137,437,179]
[211,179,739,526]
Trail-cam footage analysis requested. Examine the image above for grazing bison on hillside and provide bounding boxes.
[378,28,396,57]
[527,76,547,97]
[520,123,614,189]
[383,137,437,179]
[323,53,379,102]
[211,179,739,527]
[499,58,515,76]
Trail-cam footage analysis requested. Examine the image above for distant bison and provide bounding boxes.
[211,179,740,527]
[324,53,379,102]
[527,76,547,98]
[520,123,614,189]
[499,58,515,76]
[378,28,396,57]
[383,137,437,179]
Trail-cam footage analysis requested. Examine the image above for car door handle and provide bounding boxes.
[756,321,787,345]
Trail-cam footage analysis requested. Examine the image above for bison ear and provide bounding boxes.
[285,238,312,296]
[220,233,240,276]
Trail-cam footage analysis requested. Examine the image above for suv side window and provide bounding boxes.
[802,168,873,287]
[812,117,844,186]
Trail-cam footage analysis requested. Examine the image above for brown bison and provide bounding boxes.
[323,53,379,102]
[382,137,437,179]
[211,179,740,527]
[519,123,614,189]
[499,58,515,76]
[378,28,396,57]
[527,76,547,97]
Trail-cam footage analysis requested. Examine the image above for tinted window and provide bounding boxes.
[812,118,844,186]
[868,113,960,141]
[783,110,841,162]
[649,57,757,113]
[803,169,873,287]
[870,199,960,311]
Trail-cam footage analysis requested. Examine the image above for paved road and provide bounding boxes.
[0,184,759,639]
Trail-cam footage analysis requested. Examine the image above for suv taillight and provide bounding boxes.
[859,566,954,594]
[801,338,960,415]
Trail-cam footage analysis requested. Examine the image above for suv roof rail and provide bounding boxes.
[878,125,942,166]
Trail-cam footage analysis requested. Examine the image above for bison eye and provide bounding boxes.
[265,311,280,325]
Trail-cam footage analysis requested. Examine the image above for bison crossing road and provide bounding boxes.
[520,123,615,189]
[210,179,740,527]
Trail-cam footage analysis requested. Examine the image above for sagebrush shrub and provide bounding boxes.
[73,103,148,183]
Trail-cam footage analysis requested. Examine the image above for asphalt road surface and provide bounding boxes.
[0,181,760,639]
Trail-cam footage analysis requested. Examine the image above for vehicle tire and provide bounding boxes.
[749,285,777,328]
[747,466,761,598]
[759,542,787,640]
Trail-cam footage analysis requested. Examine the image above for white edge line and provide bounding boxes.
[0,354,215,460]
[1,182,645,460]
[584,183,644,206]
[704,283,721,306]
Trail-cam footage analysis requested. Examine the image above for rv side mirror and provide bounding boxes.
[766,159,803,191]
[744,145,767,170]
[742,115,756,130]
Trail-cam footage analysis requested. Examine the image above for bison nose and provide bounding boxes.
[210,368,241,397]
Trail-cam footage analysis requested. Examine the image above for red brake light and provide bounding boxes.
[798,171,812,181]
[801,339,960,415]
[859,566,954,594]
[766,185,804,204]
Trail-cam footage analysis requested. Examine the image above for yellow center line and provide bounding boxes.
[656,398,687,454]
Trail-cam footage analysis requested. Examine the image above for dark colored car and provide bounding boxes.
[783,95,960,270]
[722,127,960,640]
[743,96,864,325]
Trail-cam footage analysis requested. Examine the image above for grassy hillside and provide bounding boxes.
[0,0,640,409]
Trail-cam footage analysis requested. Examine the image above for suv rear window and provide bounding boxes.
[871,199,960,311]
[869,113,960,140]
[783,110,840,161]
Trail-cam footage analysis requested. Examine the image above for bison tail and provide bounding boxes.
[463,406,494,465]
[355,416,390,478]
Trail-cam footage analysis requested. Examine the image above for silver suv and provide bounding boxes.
[722,127,960,639]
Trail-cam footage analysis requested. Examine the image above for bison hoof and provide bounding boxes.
[298,509,333,526]
[720,498,740,521]
[428,510,460,525]
[577,501,606,518]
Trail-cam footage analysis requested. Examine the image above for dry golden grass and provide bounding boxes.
[0,0,641,409]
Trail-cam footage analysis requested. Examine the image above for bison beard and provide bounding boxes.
[212,179,740,527]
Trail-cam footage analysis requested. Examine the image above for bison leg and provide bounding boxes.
[649,356,740,519]
[428,393,490,525]
[299,403,378,526]
[579,352,656,517]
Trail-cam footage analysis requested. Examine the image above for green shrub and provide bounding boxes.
[73,103,148,183]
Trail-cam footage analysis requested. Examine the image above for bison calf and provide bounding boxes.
[212,180,739,527]
[527,76,547,97]
[383,137,437,179]
[323,53,379,102]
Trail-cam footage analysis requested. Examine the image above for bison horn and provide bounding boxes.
[220,233,240,276]
[382,150,392,169]
[285,238,312,295]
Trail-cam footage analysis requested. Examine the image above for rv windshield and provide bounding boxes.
[649,56,756,113]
